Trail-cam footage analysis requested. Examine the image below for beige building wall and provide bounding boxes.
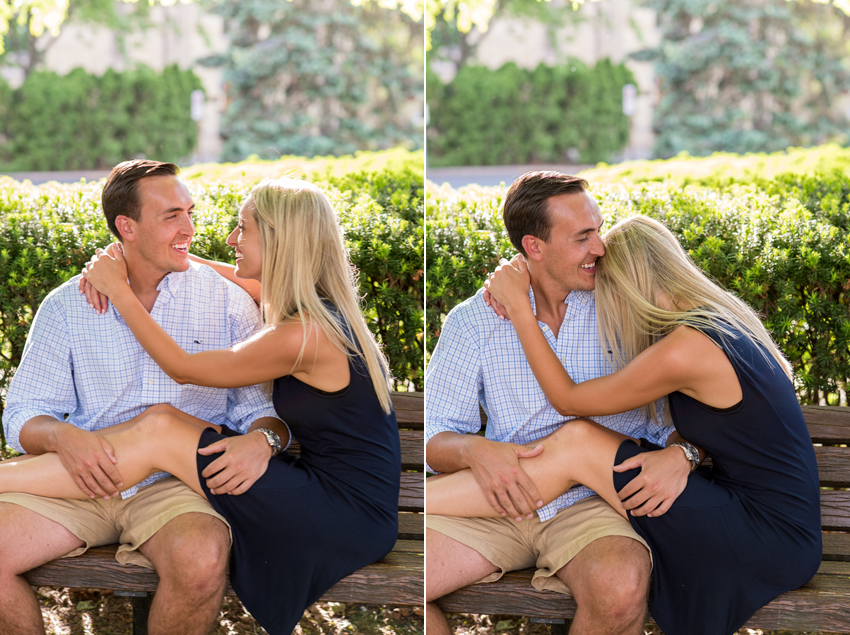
[41,3,227,163]
[446,0,660,159]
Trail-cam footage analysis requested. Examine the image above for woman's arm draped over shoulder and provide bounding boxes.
[188,254,261,303]
[485,257,698,418]
[83,248,308,389]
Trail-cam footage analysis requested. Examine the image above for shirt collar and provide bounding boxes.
[528,287,593,317]
[153,267,189,309]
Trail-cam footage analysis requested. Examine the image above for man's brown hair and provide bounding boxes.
[502,171,589,255]
[102,160,180,238]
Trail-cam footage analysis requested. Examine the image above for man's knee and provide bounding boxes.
[0,502,84,577]
[426,528,498,602]
[147,514,229,596]
[562,537,650,621]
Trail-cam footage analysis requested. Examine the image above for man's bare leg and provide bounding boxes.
[426,529,500,635]
[0,503,86,635]
[139,512,230,635]
[557,536,650,635]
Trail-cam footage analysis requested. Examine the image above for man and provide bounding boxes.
[426,172,693,635]
[0,160,290,635]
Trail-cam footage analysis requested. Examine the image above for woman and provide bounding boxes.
[0,177,401,635]
[427,215,821,635]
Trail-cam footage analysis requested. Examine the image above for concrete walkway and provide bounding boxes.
[426,164,593,189]
[1,170,110,185]
[3,164,595,189]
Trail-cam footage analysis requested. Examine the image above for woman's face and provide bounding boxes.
[226,200,263,281]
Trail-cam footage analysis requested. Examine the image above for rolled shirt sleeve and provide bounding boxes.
[425,306,484,474]
[3,290,77,453]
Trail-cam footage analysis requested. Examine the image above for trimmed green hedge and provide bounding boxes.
[581,143,850,188]
[426,175,850,406]
[0,162,423,448]
[426,59,634,167]
[0,65,202,172]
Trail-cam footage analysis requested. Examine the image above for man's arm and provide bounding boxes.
[428,431,544,521]
[425,300,543,521]
[197,416,291,495]
[5,290,125,499]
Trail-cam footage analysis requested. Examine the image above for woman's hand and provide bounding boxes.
[81,243,130,306]
[484,255,532,321]
[198,431,273,495]
[613,446,691,517]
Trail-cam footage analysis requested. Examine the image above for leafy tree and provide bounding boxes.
[428,0,583,76]
[0,0,151,74]
[200,0,424,161]
[424,0,850,41]
[632,0,850,157]
[0,0,422,56]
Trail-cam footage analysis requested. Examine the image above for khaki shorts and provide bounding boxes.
[426,494,651,595]
[0,477,230,569]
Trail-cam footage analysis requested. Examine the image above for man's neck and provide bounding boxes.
[124,252,166,313]
[528,273,571,339]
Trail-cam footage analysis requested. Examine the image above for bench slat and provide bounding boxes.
[24,541,424,606]
[398,512,423,540]
[437,560,850,632]
[400,430,424,471]
[823,532,850,562]
[391,392,424,430]
[400,472,423,511]
[804,405,850,444]
[814,446,850,487]
[821,491,850,531]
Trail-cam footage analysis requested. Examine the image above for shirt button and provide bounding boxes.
[148,380,153,384]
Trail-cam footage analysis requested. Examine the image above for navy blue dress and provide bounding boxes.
[195,341,401,634]
[613,322,821,635]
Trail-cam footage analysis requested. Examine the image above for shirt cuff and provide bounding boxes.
[279,420,293,452]
[3,408,64,453]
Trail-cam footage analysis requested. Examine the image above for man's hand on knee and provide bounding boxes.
[464,436,544,521]
[54,426,124,500]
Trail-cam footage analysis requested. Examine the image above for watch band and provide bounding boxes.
[256,428,282,456]
[670,441,699,471]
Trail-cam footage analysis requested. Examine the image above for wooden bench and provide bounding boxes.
[22,391,424,635]
[436,405,850,634]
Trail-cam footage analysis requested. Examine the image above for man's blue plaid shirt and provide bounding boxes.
[426,288,672,521]
[3,262,280,498]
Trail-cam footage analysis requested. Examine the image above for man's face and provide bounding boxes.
[536,192,605,293]
[129,175,195,277]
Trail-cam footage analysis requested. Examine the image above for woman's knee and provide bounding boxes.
[546,418,599,452]
[133,409,184,442]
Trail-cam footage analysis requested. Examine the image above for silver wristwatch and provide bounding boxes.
[670,441,700,471]
[256,428,282,456]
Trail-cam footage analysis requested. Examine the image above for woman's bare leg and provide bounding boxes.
[426,419,632,520]
[0,409,214,500]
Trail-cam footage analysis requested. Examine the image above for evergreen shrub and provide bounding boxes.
[0,65,202,172]
[426,59,634,167]
[0,160,423,448]
[426,177,850,406]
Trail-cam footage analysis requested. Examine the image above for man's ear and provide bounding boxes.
[522,235,544,262]
[115,215,136,242]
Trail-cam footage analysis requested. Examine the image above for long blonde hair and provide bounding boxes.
[248,177,393,414]
[595,215,792,424]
